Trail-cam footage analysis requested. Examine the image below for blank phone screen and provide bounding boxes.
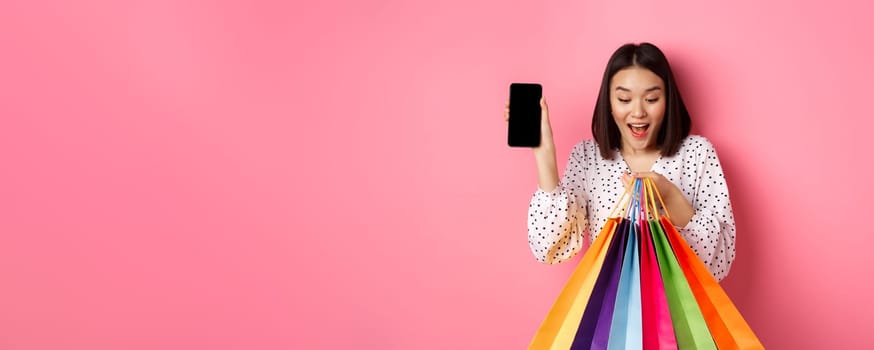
[508,83,542,147]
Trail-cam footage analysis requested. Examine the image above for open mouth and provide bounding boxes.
[628,123,649,138]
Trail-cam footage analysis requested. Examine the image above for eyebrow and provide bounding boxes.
[615,86,663,92]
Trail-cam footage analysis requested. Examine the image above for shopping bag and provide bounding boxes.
[661,218,763,349]
[638,215,677,349]
[642,179,716,349]
[528,217,621,349]
[649,218,716,349]
[530,177,763,350]
[572,219,630,349]
[606,216,642,350]
[647,178,764,350]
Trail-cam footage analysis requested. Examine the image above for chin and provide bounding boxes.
[625,137,648,147]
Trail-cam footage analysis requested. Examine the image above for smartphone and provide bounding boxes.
[508,83,542,147]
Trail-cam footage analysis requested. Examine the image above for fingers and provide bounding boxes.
[504,100,510,122]
[620,171,662,188]
[627,171,661,179]
[620,173,633,189]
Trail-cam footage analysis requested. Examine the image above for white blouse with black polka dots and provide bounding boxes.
[527,135,736,281]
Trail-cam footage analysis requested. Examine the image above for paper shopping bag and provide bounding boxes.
[661,216,764,350]
[529,218,621,349]
[606,220,642,350]
[644,177,764,350]
[639,218,678,350]
[572,219,630,349]
[649,218,716,350]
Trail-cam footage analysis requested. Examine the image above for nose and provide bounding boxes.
[630,101,647,118]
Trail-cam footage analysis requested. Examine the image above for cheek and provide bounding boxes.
[611,107,625,124]
[649,103,666,121]
[611,102,628,117]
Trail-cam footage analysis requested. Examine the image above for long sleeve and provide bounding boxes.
[527,144,590,264]
[677,138,737,281]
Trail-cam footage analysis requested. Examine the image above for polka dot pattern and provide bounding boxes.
[527,135,736,281]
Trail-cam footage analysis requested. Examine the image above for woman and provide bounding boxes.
[506,43,735,281]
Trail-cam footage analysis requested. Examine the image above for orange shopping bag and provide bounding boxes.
[528,217,620,349]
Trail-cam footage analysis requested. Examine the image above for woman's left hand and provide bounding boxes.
[621,171,677,197]
[620,171,694,226]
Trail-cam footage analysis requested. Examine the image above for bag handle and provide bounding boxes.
[643,177,673,222]
[619,177,650,222]
[609,177,673,221]
[607,178,636,219]
[633,178,645,222]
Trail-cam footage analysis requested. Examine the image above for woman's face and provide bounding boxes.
[610,66,666,152]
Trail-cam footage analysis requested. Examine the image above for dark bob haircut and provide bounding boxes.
[591,42,691,159]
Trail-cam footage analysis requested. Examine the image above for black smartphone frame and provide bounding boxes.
[507,83,542,148]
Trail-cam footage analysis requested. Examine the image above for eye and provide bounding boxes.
[618,98,631,103]
[646,98,660,103]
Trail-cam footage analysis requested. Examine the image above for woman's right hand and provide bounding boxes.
[505,97,560,191]
[504,97,555,152]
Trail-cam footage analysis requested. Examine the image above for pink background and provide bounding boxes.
[1,0,871,349]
